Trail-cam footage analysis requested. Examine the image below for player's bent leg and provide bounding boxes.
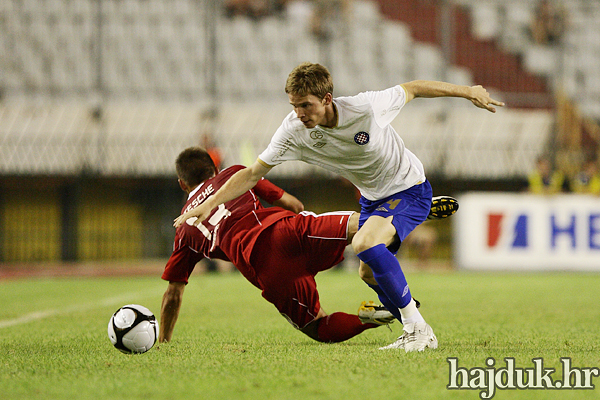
[352,215,397,254]
[263,273,381,343]
[354,187,438,351]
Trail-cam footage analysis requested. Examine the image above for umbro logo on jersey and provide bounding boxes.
[354,131,370,145]
[310,130,326,147]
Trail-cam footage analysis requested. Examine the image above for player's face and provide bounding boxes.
[288,93,328,129]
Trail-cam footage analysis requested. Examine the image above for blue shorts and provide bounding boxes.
[358,180,433,254]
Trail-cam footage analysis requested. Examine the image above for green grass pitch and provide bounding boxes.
[1,270,600,400]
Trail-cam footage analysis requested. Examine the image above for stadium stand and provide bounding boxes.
[453,0,600,119]
[0,0,597,262]
[3,0,598,178]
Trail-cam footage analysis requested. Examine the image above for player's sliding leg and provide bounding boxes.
[301,311,381,343]
[301,303,395,343]
[269,280,395,344]
[427,196,459,220]
[255,210,395,344]
[290,211,394,343]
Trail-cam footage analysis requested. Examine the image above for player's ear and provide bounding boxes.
[178,179,188,192]
[322,93,333,106]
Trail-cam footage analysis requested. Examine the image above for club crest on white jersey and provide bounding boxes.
[354,131,370,145]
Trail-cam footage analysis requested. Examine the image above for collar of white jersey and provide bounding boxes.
[330,99,342,129]
[315,99,343,130]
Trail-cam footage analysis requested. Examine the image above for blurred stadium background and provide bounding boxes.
[0,0,598,269]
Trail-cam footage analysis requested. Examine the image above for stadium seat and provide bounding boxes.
[413,43,445,82]
[523,45,558,76]
[469,3,500,41]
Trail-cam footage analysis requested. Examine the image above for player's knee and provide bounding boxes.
[351,230,374,254]
[300,318,323,342]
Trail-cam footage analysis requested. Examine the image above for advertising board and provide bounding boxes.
[454,193,600,270]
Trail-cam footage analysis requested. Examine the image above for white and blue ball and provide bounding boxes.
[108,304,158,354]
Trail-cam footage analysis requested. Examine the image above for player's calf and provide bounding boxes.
[305,312,383,343]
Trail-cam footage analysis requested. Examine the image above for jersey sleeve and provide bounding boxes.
[253,178,284,204]
[359,85,407,128]
[258,113,302,166]
[161,231,205,284]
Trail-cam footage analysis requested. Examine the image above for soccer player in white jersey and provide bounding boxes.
[174,62,505,352]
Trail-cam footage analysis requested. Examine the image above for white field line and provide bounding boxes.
[0,289,158,329]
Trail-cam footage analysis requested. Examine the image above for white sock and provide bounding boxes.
[399,299,425,325]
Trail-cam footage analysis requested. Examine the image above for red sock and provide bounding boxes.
[316,312,378,343]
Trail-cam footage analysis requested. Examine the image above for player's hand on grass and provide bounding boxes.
[173,202,212,228]
[469,85,505,113]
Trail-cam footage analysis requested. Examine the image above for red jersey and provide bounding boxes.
[162,165,295,284]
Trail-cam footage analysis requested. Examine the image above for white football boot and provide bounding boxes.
[379,322,438,352]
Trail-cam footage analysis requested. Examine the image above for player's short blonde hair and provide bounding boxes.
[285,62,333,99]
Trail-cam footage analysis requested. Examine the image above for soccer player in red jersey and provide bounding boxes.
[160,147,394,343]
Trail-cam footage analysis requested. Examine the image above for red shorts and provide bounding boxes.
[250,211,353,329]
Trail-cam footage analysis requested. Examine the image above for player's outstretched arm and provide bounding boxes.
[401,80,505,113]
[159,281,185,343]
[173,159,273,227]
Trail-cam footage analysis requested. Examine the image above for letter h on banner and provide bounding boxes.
[551,214,576,249]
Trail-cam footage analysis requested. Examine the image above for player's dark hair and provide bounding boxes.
[285,62,333,99]
[175,147,217,187]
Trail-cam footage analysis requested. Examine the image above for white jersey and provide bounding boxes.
[258,85,426,201]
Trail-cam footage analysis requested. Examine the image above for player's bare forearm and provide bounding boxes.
[173,160,272,227]
[401,80,505,112]
[273,192,304,213]
[159,282,185,343]
[211,163,265,206]
[402,80,469,100]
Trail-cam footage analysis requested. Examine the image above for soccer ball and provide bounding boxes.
[107,304,158,354]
